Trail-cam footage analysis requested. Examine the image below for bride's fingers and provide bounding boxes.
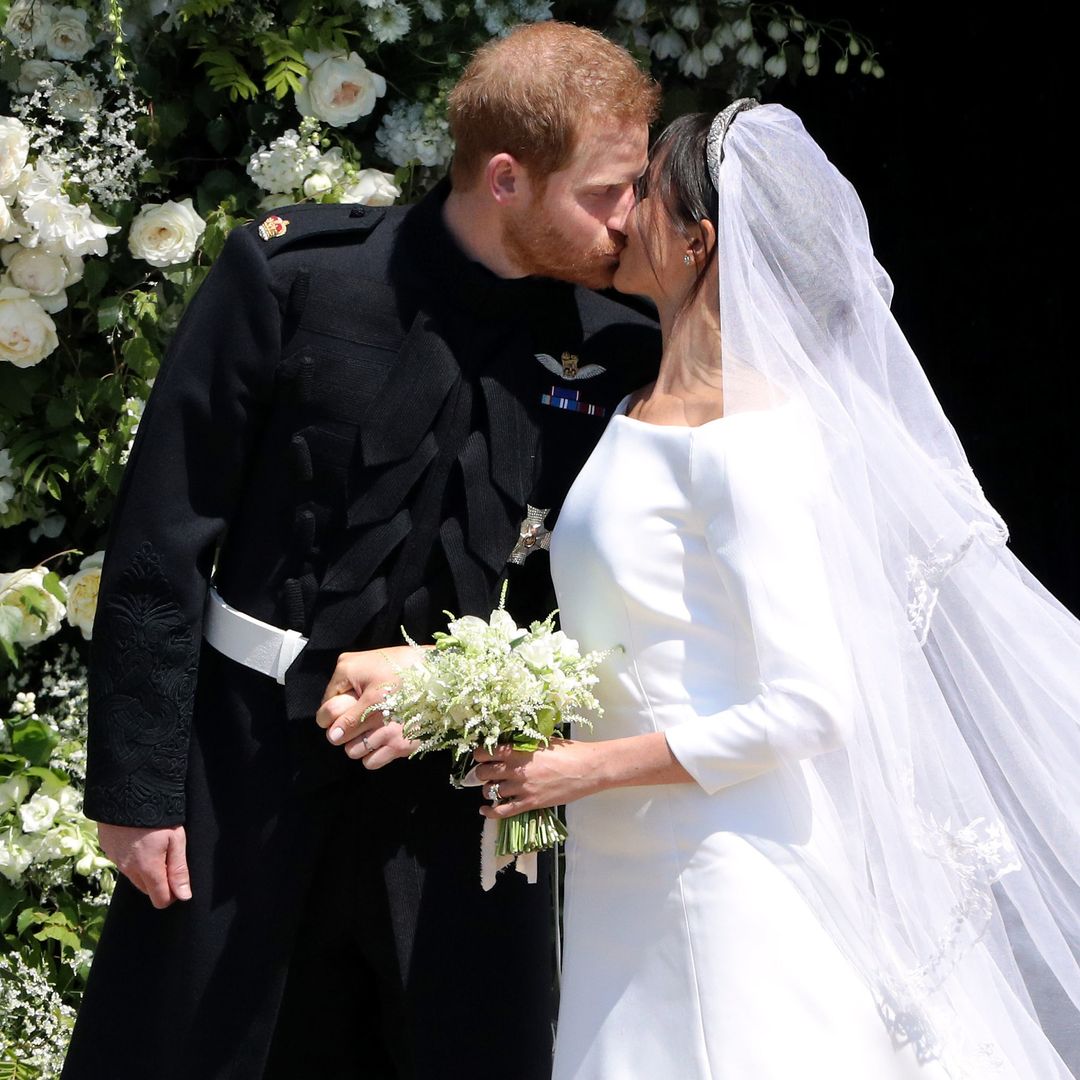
[362,723,418,771]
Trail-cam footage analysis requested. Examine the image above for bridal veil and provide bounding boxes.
[701,99,1079,1077]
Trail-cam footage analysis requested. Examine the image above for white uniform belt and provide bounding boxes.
[202,586,308,685]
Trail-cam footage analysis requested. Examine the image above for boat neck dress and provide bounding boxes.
[548,393,951,1080]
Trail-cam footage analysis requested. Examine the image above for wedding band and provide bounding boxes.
[488,783,501,802]
[361,734,371,752]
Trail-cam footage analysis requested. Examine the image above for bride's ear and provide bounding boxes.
[693,218,717,262]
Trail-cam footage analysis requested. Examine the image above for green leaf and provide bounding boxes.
[79,257,110,300]
[15,907,45,937]
[41,572,66,604]
[0,879,21,929]
[97,296,123,333]
[195,169,244,218]
[194,47,261,103]
[121,335,158,379]
[9,718,58,768]
[45,397,77,430]
[206,115,233,154]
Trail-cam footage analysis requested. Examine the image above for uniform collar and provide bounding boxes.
[395,176,575,318]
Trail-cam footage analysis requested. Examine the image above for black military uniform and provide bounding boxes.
[61,178,659,1079]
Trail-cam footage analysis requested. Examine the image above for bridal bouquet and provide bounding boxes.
[378,584,614,888]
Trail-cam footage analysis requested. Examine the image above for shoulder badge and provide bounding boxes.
[257,214,289,241]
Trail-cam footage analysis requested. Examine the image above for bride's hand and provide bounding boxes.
[473,739,603,819]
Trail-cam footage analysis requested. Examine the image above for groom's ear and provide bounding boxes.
[486,152,526,205]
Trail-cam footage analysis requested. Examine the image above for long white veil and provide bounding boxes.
[710,99,1080,1077]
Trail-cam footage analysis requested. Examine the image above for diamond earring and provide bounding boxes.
[683,253,692,266]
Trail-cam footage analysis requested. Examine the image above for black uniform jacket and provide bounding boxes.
[64,181,660,1079]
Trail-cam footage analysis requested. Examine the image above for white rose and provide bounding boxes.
[295,50,387,128]
[0,117,31,192]
[0,198,19,243]
[0,775,31,814]
[18,791,60,834]
[0,565,66,644]
[3,0,57,51]
[0,832,35,883]
[62,550,104,640]
[37,821,85,859]
[2,244,69,296]
[128,198,206,267]
[0,286,59,368]
[53,72,103,120]
[75,849,113,876]
[517,637,556,671]
[16,154,66,205]
[21,196,120,258]
[488,608,520,638]
[302,170,333,198]
[44,5,93,60]
[16,59,69,94]
[340,168,401,206]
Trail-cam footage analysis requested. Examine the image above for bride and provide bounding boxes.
[473,101,1080,1078]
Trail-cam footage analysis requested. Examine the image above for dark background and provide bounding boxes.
[757,1,1074,614]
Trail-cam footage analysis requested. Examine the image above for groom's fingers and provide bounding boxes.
[324,694,389,745]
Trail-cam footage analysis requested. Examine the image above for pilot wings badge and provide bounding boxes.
[535,352,606,381]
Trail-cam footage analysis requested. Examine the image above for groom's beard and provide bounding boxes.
[503,207,623,290]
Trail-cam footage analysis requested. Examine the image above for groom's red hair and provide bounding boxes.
[447,21,660,190]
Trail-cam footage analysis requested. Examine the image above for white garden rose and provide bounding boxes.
[0,117,31,192]
[28,511,65,542]
[62,550,104,640]
[15,154,65,205]
[18,791,60,834]
[0,565,66,644]
[2,0,57,52]
[2,244,69,297]
[340,168,401,206]
[295,50,387,128]
[257,192,294,211]
[16,58,69,94]
[128,197,206,267]
[0,775,30,814]
[21,195,120,258]
[0,286,59,367]
[44,5,93,60]
[0,831,36,884]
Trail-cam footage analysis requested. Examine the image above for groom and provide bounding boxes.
[62,21,661,1080]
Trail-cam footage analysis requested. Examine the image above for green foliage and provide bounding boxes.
[193,44,262,102]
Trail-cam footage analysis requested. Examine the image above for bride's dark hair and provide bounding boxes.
[635,111,719,311]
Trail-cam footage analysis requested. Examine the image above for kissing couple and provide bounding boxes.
[65,18,1080,1080]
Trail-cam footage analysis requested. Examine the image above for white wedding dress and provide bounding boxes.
[548,395,952,1080]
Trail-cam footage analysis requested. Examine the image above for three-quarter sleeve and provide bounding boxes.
[83,222,282,827]
[663,410,854,795]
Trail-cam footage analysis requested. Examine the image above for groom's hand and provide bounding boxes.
[316,645,425,769]
[96,823,192,908]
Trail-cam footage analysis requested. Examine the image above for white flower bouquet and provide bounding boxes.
[379,584,613,886]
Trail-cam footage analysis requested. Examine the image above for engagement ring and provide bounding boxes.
[488,782,501,802]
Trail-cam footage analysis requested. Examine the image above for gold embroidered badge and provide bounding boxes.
[561,352,579,378]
